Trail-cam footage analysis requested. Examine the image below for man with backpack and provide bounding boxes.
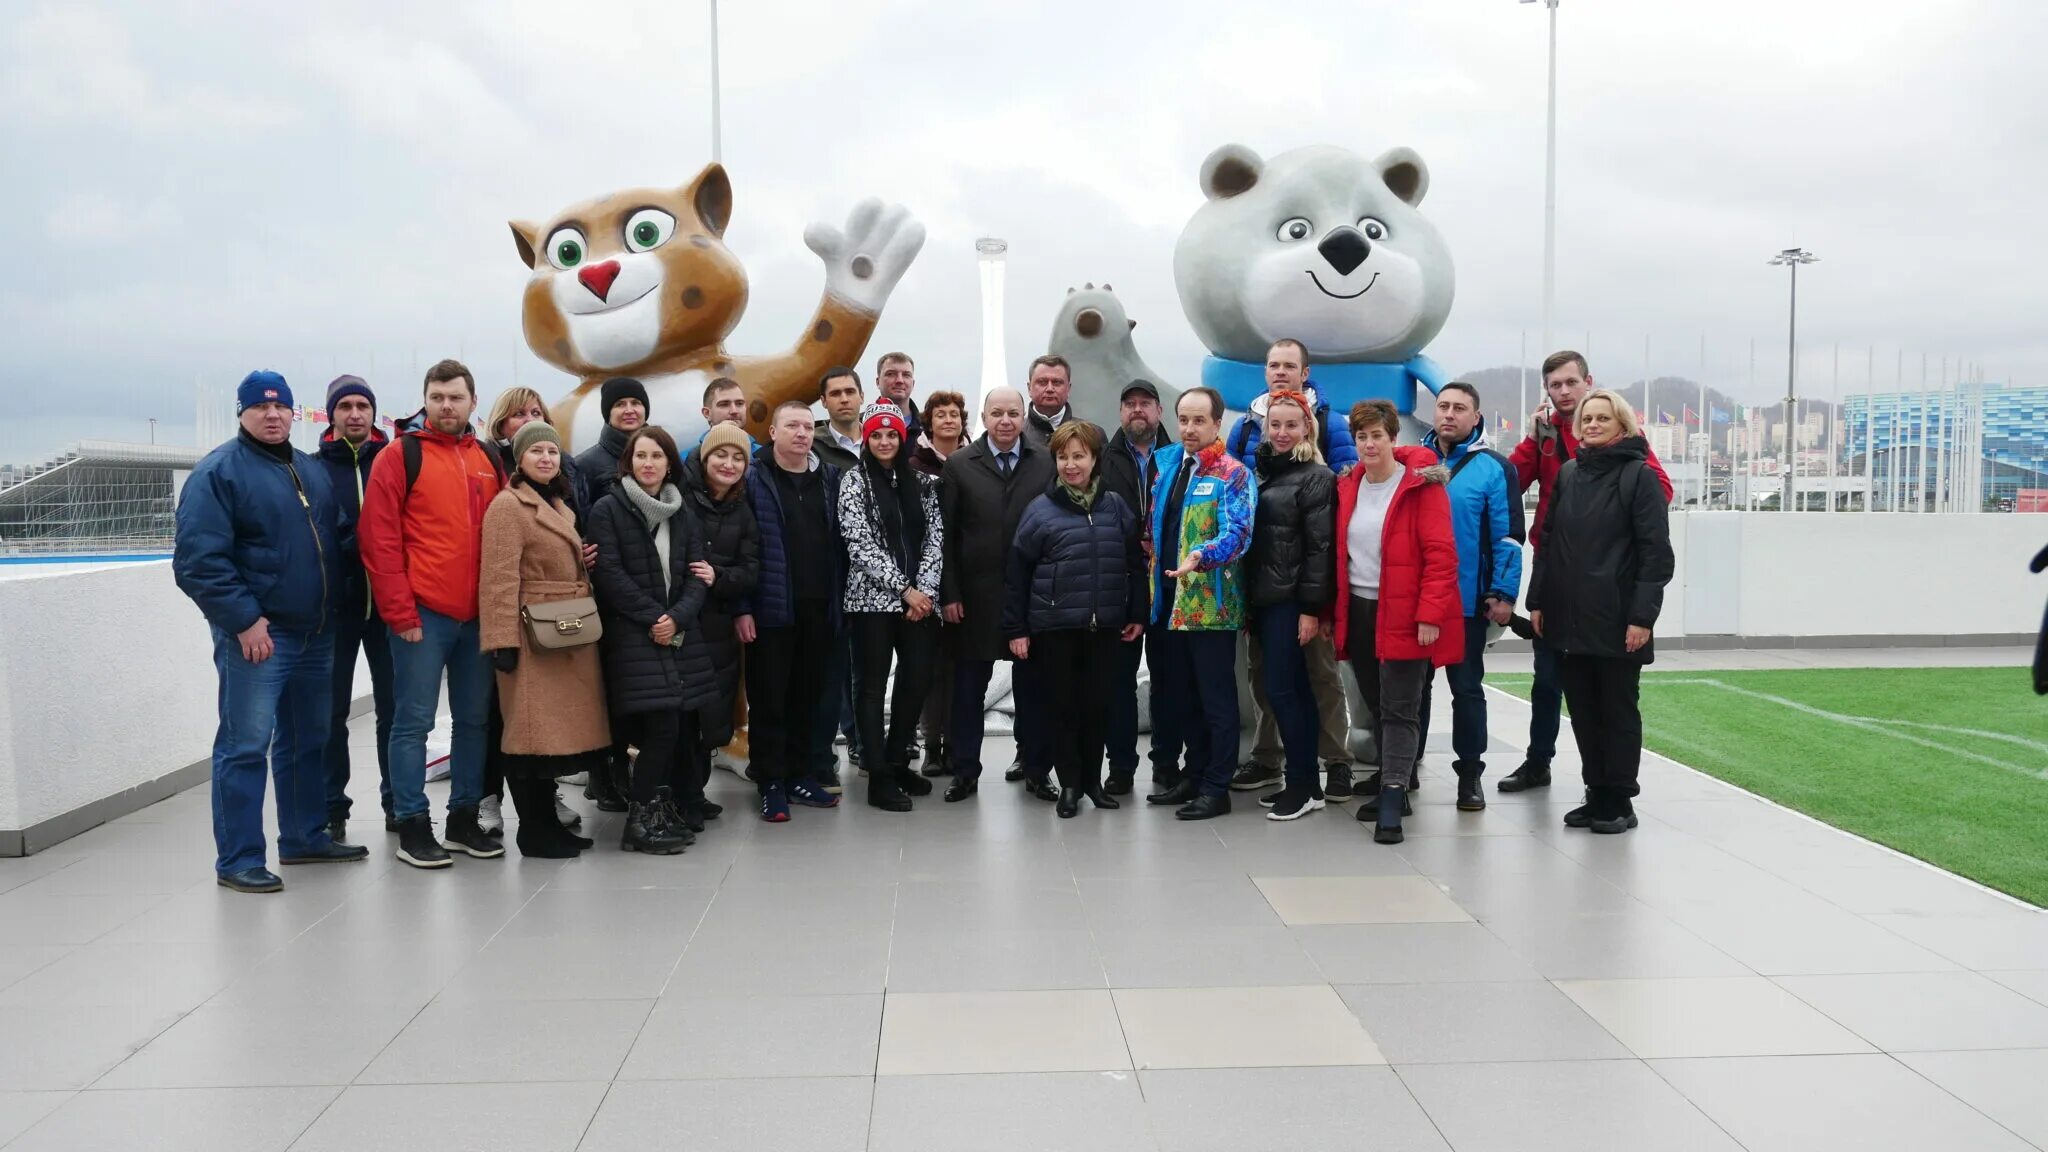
[1501,351,1672,793]
[358,358,509,867]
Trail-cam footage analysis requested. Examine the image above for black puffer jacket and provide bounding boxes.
[676,454,760,736]
[1247,449,1337,609]
[1527,435,1674,663]
[1003,485,1144,638]
[586,480,713,714]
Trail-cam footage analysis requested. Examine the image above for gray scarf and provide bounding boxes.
[621,480,683,530]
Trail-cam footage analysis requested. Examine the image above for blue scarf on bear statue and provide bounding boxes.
[1201,353,1448,417]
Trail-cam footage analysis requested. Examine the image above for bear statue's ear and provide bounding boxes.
[682,164,734,237]
[1199,144,1263,200]
[1128,319,1137,330]
[510,220,541,269]
[1375,147,1431,207]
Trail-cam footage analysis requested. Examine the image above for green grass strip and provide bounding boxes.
[1490,667,2048,906]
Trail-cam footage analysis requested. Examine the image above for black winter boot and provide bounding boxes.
[1454,761,1487,811]
[1497,759,1551,793]
[622,799,688,854]
[1588,789,1639,835]
[441,807,505,858]
[1373,784,1406,844]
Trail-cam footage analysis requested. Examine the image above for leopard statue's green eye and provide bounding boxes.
[544,227,587,271]
[624,208,676,254]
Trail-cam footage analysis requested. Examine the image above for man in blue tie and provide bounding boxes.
[939,386,1057,801]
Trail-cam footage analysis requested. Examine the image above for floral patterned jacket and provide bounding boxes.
[1145,441,1256,631]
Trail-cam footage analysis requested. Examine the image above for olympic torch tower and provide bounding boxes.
[975,238,1009,413]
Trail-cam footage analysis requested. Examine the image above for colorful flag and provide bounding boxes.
[1683,405,1699,425]
[1657,407,1674,425]
[1711,407,1732,424]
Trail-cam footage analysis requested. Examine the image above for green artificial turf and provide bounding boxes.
[1489,667,2048,906]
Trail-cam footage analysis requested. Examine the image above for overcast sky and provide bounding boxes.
[1,0,2042,461]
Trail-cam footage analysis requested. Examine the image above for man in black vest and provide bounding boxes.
[938,386,1057,801]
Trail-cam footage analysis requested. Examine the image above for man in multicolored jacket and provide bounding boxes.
[1143,386,1257,821]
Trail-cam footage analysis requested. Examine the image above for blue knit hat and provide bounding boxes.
[237,371,293,413]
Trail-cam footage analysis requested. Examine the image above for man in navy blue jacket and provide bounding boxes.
[175,372,368,892]
[1416,382,1525,812]
[314,375,394,842]
[739,401,848,822]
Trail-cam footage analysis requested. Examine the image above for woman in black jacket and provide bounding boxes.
[838,401,945,812]
[1527,390,1674,834]
[587,426,710,854]
[1245,392,1339,821]
[674,424,761,830]
[1003,422,1146,817]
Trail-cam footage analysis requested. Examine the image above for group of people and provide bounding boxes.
[174,344,1675,892]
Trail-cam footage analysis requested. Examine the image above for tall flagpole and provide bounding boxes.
[1699,334,1709,506]
[1827,343,1839,510]
[709,0,723,162]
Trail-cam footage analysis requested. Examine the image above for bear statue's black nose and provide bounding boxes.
[1318,227,1371,277]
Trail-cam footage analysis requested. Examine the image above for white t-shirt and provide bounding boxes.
[1346,467,1404,598]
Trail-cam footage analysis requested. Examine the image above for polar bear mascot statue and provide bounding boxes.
[1173,141,1457,766]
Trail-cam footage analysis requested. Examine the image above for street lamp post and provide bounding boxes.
[1522,0,1560,354]
[1768,247,1817,511]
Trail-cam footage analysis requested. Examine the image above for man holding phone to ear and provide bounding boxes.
[1504,352,1672,794]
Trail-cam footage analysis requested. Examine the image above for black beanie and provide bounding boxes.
[326,374,375,413]
[601,377,650,420]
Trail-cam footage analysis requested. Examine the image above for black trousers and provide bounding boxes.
[623,708,697,805]
[745,598,834,784]
[1144,627,1184,780]
[1559,654,1644,798]
[851,612,938,793]
[1033,628,1121,792]
[1343,595,1431,791]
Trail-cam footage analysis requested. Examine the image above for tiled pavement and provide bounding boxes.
[1,664,2044,1150]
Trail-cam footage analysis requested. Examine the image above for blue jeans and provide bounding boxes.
[1255,604,1322,797]
[386,606,488,820]
[1150,629,1239,797]
[1527,635,1563,764]
[1418,613,1492,770]
[325,607,394,819]
[210,625,336,875]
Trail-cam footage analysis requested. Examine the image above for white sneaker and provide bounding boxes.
[477,794,504,836]
[553,790,583,830]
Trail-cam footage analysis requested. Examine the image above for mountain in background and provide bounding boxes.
[1451,365,1834,451]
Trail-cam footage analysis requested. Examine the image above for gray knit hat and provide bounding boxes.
[511,420,561,463]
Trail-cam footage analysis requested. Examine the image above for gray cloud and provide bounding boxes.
[2,0,2042,460]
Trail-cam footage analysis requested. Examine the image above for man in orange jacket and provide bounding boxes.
[358,359,509,868]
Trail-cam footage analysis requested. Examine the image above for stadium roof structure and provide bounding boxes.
[0,439,209,554]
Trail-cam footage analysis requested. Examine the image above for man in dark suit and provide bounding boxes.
[938,386,1057,802]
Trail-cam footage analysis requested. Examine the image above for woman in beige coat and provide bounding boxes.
[480,421,612,858]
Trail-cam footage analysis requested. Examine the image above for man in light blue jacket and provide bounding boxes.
[1417,382,1524,812]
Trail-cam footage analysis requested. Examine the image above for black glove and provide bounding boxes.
[491,648,519,673]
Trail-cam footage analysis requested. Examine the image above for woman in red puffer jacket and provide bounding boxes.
[1328,400,1464,844]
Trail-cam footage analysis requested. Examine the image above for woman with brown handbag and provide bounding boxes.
[478,421,613,858]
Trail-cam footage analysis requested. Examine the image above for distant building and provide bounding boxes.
[1844,382,2047,511]
[0,441,206,553]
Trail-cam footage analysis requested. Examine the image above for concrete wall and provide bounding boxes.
[0,559,371,852]
[2,515,2041,851]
